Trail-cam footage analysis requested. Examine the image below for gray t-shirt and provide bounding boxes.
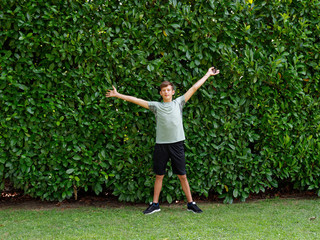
[148,95,186,144]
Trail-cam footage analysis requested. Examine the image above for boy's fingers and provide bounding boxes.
[209,67,217,74]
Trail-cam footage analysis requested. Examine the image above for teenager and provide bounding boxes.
[106,67,220,214]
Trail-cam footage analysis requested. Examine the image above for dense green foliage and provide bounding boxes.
[1,0,319,203]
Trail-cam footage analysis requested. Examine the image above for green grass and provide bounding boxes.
[1,198,319,240]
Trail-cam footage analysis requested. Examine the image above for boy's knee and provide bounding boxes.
[156,175,164,180]
[178,174,187,181]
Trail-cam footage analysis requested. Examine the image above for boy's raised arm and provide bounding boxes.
[106,85,149,109]
[184,67,220,103]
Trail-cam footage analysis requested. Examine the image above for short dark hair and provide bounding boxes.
[159,81,174,91]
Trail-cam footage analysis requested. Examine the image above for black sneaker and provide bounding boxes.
[143,202,161,215]
[187,202,203,213]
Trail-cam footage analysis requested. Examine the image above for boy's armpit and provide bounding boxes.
[148,102,158,114]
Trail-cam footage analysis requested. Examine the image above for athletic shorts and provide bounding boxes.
[153,141,186,175]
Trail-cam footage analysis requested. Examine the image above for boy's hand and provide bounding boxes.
[106,85,118,98]
[207,67,220,76]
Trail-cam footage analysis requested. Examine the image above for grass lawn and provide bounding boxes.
[0,198,319,240]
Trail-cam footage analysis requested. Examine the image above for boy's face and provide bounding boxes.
[160,85,175,102]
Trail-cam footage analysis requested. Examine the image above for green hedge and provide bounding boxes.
[1,0,319,203]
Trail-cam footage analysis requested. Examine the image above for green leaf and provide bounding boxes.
[233,189,239,198]
[94,183,102,195]
[73,155,81,161]
[66,169,74,174]
[170,24,180,29]
[147,64,154,72]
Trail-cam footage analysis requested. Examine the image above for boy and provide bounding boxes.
[106,67,220,214]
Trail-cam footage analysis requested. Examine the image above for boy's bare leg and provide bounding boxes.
[153,175,164,203]
[178,174,193,203]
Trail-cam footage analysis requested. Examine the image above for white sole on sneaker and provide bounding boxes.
[144,209,161,215]
[187,209,202,214]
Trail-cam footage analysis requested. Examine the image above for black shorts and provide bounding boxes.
[153,141,186,175]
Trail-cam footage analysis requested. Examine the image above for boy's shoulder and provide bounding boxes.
[175,95,185,102]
